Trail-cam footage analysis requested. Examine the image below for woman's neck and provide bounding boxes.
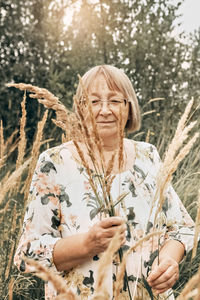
[101,136,120,152]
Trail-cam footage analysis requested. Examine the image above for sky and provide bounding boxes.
[178,0,200,33]
[63,0,200,34]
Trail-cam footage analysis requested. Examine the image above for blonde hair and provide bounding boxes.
[75,65,141,133]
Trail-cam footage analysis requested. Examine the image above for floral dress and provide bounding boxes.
[14,140,195,300]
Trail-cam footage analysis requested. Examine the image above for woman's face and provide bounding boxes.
[85,74,129,140]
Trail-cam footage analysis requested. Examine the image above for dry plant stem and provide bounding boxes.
[73,95,110,209]
[22,110,48,201]
[16,91,27,170]
[192,190,200,259]
[92,291,110,300]
[72,140,104,209]
[6,83,69,131]
[145,129,150,143]
[0,159,30,205]
[73,96,97,165]
[154,131,199,224]
[142,110,156,116]
[94,227,122,296]
[8,277,14,300]
[55,292,78,300]
[114,231,162,299]
[24,257,77,297]
[4,129,18,149]
[148,99,199,224]
[78,75,105,174]
[118,107,123,173]
[177,270,200,300]
[0,119,5,168]
[5,204,17,280]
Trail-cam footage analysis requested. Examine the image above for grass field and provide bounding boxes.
[0,85,200,299]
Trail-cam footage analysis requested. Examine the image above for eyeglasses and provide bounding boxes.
[86,98,128,110]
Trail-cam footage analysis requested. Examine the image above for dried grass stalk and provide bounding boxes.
[5,204,17,280]
[78,75,105,173]
[92,291,110,300]
[118,107,124,173]
[94,226,123,298]
[16,91,27,170]
[114,230,162,299]
[22,110,48,201]
[177,268,200,300]
[0,119,5,169]
[192,190,200,259]
[150,99,199,224]
[145,129,150,143]
[6,83,73,138]
[24,257,77,298]
[8,277,14,300]
[55,291,78,300]
[142,110,156,116]
[0,159,30,205]
[148,98,165,103]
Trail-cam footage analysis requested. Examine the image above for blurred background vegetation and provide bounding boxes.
[0,0,199,299]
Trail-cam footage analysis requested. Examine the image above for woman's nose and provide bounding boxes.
[99,101,112,115]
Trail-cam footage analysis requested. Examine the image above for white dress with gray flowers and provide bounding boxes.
[14,140,195,299]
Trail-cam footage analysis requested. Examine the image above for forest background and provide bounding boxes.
[0,0,200,299]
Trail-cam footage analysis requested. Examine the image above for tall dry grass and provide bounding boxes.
[0,83,200,299]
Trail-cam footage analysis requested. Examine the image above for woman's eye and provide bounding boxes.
[110,99,121,104]
[91,99,101,104]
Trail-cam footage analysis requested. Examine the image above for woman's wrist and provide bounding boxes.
[159,239,185,264]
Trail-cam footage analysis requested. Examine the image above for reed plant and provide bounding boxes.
[0,82,200,299]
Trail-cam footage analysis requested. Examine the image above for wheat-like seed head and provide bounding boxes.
[24,257,75,296]
[148,99,199,226]
[192,190,200,259]
[6,83,71,134]
[93,226,123,298]
[0,159,30,205]
[0,120,5,169]
[118,106,124,173]
[16,91,27,170]
[22,110,48,203]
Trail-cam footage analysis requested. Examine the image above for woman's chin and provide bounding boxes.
[98,128,117,140]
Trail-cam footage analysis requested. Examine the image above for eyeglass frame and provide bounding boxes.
[80,97,129,110]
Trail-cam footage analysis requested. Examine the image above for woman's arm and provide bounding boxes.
[53,217,126,272]
[147,240,185,294]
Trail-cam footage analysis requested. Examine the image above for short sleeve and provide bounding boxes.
[14,151,62,274]
[164,184,195,254]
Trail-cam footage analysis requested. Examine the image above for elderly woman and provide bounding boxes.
[14,65,194,299]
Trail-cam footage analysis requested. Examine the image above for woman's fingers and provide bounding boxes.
[85,217,127,254]
[147,256,179,294]
[151,272,178,291]
[101,216,125,228]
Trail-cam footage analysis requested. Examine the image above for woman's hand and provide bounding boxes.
[147,255,179,294]
[84,216,126,255]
